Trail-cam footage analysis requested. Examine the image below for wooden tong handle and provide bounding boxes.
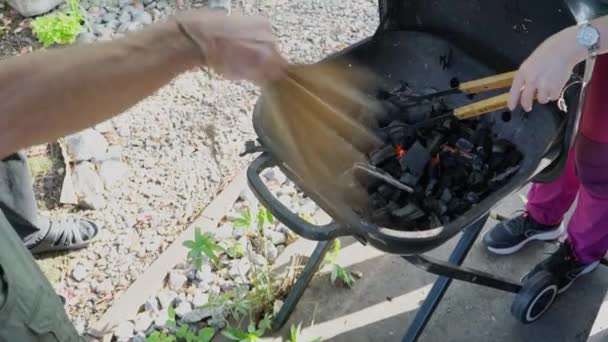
[458,71,517,94]
[454,93,510,119]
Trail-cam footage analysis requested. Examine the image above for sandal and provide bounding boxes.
[28,217,99,254]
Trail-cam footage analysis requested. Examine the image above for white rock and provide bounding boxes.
[181,308,212,323]
[251,253,268,268]
[228,259,251,279]
[263,168,287,185]
[153,308,169,329]
[95,120,114,133]
[6,0,63,17]
[265,241,278,261]
[168,271,188,291]
[99,160,129,189]
[134,312,153,333]
[192,291,209,307]
[157,290,177,310]
[264,228,287,245]
[106,146,123,160]
[72,162,106,210]
[65,128,109,162]
[71,265,87,282]
[278,195,292,208]
[144,296,159,313]
[114,321,134,341]
[215,224,234,240]
[174,301,192,318]
[195,264,215,284]
[133,333,147,342]
[133,11,152,25]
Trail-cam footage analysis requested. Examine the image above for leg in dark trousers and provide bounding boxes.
[0,152,99,253]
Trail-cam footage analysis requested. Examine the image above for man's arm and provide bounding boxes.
[0,11,285,158]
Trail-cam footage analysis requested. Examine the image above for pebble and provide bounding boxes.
[107,145,123,160]
[71,265,87,282]
[153,309,170,329]
[265,241,279,261]
[114,321,134,341]
[181,309,212,323]
[192,291,209,307]
[133,11,152,25]
[174,301,192,318]
[228,259,251,280]
[168,271,188,291]
[144,296,160,313]
[263,168,287,185]
[264,228,287,245]
[76,32,96,44]
[117,22,131,33]
[65,129,109,162]
[251,253,268,268]
[157,290,177,310]
[133,333,147,342]
[134,312,153,333]
[99,160,129,189]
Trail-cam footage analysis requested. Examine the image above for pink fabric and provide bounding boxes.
[525,54,608,264]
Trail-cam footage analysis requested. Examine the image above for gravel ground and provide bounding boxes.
[3,0,379,335]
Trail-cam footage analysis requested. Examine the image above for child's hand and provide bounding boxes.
[508,26,586,112]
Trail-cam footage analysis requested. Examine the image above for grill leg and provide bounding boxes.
[271,239,334,331]
[401,215,488,342]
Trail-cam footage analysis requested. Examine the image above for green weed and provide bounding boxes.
[31,0,83,47]
[183,229,224,269]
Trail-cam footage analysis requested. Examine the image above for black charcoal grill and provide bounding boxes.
[244,0,608,339]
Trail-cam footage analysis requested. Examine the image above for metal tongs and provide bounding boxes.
[405,71,519,125]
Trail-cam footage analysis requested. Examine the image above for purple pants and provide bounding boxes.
[526,55,608,264]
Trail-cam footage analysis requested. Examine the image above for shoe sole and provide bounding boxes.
[485,223,565,255]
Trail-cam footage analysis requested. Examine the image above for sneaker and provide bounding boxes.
[524,241,599,293]
[483,212,564,255]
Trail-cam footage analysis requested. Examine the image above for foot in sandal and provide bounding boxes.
[25,216,99,254]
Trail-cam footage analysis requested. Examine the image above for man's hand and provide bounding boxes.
[508,26,585,112]
[179,11,287,83]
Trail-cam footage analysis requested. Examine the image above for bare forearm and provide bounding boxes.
[0,20,197,158]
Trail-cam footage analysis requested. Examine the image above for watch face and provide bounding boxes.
[577,25,600,47]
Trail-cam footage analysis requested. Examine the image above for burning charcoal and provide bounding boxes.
[456,138,474,153]
[387,121,416,147]
[440,189,452,203]
[369,145,396,166]
[383,160,402,179]
[392,203,425,221]
[399,141,431,183]
[427,133,444,154]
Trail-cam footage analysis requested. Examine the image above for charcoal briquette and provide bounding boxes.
[440,188,452,203]
[369,145,396,166]
[399,141,431,177]
[456,138,474,153]
[392,203,425,221]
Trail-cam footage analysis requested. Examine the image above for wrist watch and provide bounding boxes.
[576,22,601,58]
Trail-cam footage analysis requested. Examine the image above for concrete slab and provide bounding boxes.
[265,188,608,342]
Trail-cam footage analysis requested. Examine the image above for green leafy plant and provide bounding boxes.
[146,331,176,342]
[222,317,271,342]
[323,240,355,288]
[176,325,215,342]
[183,229,224,269]
[204,290,251,327]
[248,265,275,312]
[287,323,322,342]
[31,0,83,47]
[167,304,177,329]
[232,208,253,231]
[225,238,246,259]
[257,207,274,231]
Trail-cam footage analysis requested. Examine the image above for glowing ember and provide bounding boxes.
[395,145,407,158]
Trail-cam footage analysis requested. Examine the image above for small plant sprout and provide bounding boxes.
[176,325,215,342]
[146,331,177,342]
[232,208,253,232]
[183,228,224,269]
[257,206,274,231]
[323,239,355,288]
[287,323,322,342]
[167,304,177,329]
[222,315,272,342]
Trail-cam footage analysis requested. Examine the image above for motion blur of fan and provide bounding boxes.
[261,62,383,228]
